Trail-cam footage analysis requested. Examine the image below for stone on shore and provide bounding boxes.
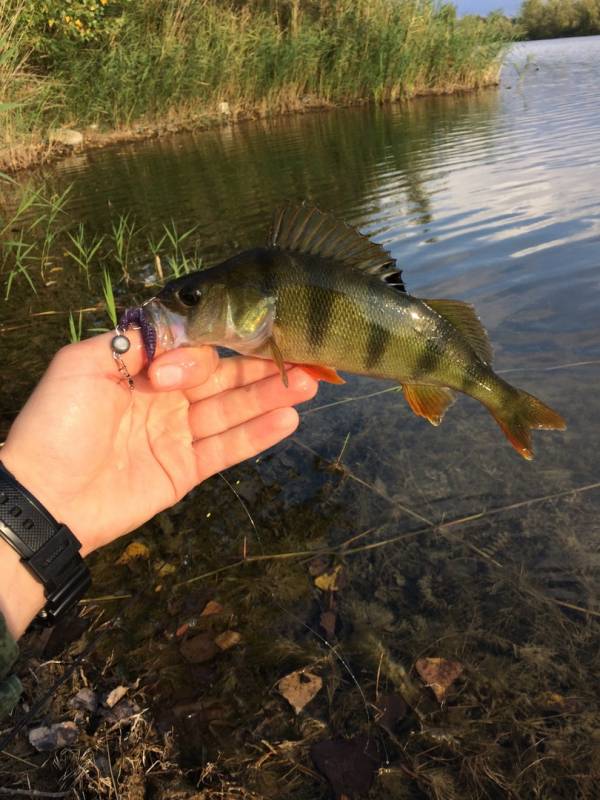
[48,128,84,147]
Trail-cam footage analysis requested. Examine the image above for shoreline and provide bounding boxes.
[1,79,500,179]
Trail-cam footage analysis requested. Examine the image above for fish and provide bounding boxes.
[143,205,566,459]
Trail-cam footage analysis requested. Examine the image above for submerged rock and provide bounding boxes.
[28,721,79,751]
[180,632,219,663]
[311,735,380,799]
[70,687,98,713]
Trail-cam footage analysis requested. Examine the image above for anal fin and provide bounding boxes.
[402,384,455,426]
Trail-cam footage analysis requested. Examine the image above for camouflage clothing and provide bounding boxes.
[0,612,21,720]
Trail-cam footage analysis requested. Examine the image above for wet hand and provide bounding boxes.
[0,332,318,558]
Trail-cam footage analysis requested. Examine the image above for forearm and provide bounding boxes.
[0,538,45,640]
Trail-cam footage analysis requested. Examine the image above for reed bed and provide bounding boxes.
[520,0,600,39]
[0,0,510,172]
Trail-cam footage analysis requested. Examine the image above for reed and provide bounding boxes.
[162,220,200,278]
[111,214,138,282]
[0,0,511,172]
[68,309,83,343]
[101,267,118,328]
[66,223,105,288]
[520,0,600,39]
[0,0,57,169]
[0,184,204,334]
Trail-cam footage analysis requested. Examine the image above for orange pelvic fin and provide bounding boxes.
[299,364,346,384]
[402,384,455,426]
[489,390,566,460]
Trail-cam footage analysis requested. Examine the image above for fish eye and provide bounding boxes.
[177,287,202,307]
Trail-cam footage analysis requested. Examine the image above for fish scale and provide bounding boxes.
[145,205,566,460]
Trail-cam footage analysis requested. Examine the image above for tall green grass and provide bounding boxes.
[0,183,202,338]
[0,0,57,167]
[0,0,510,170]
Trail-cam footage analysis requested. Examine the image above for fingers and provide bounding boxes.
[194,407,300,482]
[188,367,317,440]
[185,355,283,402]
[148,346,219,391]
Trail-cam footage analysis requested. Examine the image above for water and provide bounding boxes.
[2,38,600,799]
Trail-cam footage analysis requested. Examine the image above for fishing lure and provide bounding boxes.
[110,304,157,388]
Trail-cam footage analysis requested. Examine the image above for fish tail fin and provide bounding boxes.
[489,388,566,460]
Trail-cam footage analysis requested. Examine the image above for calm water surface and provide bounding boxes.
[2,37,600,798]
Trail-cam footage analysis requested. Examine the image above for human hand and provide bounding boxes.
[0,333,317,636]
[1,332,318,556]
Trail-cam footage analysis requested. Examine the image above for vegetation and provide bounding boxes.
[0,180,201,341]
[519,0,600,39]
[0,0,511,171]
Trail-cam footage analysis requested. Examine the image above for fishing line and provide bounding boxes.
[217,471,262,548]
[217,466,392,763]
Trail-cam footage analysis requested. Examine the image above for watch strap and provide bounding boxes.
[0,462,91,624]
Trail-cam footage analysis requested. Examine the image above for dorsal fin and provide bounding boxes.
[424,299,493,365]
[269,205,405,291]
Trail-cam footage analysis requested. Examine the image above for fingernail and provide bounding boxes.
[155,364,183,388]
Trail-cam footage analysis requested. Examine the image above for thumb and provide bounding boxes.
[148,346,219,391]
[44,330,148,382]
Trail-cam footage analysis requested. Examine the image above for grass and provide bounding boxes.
[66,223,105,288]
[0,0,56,170]
[101,267,117,328]
[0,182,201,339]
[68,308,83,343]
[111,214,137,283]
[162,220,200,277]
[0,0,512,172]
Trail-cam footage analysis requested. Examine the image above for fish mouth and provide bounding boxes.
[142,298,190,353]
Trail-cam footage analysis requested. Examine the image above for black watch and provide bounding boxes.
[0,461,91,625]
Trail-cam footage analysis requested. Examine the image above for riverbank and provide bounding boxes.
[1,81,502,176]
[1,0,509,175]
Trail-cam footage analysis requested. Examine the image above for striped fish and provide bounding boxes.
[145,205,566,459]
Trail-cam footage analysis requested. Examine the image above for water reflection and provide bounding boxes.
[2,36,600,800]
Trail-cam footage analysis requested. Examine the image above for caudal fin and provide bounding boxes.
[490,389,566,460]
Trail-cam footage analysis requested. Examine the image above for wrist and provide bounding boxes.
[0,537,45,639]
[0,459,91,633]
[0,450,96,558]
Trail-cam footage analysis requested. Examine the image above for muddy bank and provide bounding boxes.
[0,81,500,178]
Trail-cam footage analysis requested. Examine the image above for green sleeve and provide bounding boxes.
[0,612,22,720]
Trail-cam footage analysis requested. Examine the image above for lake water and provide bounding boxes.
[2,37,600,799]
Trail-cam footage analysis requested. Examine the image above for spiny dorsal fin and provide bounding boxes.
[269,205,405,291]
[402,384,456,426]
[424,299,493,365]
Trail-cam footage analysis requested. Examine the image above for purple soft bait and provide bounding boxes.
[117,306,157,361]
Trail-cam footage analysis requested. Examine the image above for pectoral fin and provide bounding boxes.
[268,338,288,387]
[402,384,455,426]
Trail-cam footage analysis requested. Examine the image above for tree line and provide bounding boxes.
[519,0,600,39]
